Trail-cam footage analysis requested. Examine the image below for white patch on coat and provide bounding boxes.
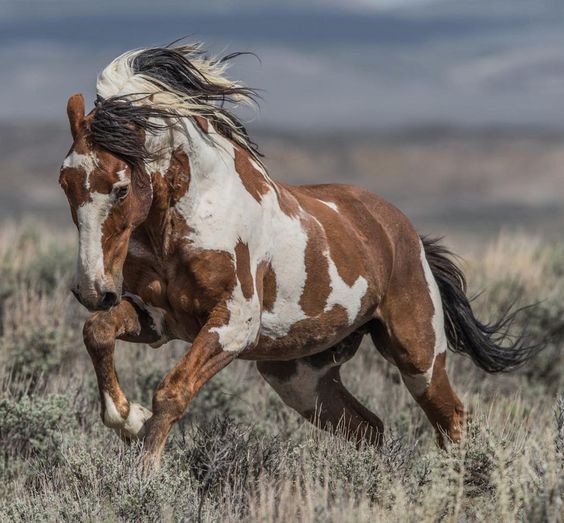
[62,151,98,188]
[324,254,368,323]
[421,243,447,357]
[210,279,261,352]
[259,198,309,338]
[318,199,338,212]
[402,243,447,397]
[164,118,310,343]
[261,361,325,413]
[116,169,128,181]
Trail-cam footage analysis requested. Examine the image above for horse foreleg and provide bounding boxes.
[83,298,162,441]
[141,306,258,467]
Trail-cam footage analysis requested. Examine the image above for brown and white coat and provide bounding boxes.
[59,44,540,466]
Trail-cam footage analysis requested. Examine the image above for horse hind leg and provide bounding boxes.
[257,331,384,447]
[370,243,466,447]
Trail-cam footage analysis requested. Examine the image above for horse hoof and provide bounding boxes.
[116,403,153,441]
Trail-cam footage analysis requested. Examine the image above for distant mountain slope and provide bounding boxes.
[1,123,562,248]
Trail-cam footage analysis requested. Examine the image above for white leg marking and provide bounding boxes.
[103,391,152,438]
[402,372,432,398]
[123,403,153,437]
[103,391,126,429]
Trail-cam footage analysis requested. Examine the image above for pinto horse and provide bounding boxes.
[59,44,540,466]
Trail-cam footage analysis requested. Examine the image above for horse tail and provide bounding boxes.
[421,236,544,373]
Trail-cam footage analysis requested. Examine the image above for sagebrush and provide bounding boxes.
[0,225,562,522]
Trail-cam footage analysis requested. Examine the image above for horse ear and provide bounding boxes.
[67,93,85,140]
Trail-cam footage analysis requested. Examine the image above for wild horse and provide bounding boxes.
[59,43,540,466]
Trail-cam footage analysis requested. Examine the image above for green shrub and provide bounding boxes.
[0,394,76,459]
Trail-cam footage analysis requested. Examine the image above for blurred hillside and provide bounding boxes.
[1,123,562,255]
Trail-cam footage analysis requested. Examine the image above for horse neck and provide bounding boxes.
[141,116,258,253]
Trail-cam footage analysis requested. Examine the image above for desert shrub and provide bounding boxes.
[0,226,75,324]
[555,395,564,463]
[1,440,203,523]
[0,393,76,460]
[63,443,199,522]
[176,417,287,519]
[0,286,83,389]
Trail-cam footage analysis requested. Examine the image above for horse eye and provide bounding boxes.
[114,185,129,200]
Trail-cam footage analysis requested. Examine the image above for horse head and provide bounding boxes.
[59,93,152,311]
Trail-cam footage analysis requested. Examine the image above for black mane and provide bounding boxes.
[89,45,261,169]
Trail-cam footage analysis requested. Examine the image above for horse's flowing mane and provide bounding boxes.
[90,43,261,168]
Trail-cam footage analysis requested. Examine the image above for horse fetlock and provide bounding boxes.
[121,403,153,439]
[102,391,152,439]
[436,404,466,449]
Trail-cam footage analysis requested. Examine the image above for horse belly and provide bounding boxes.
[240,312,369,360]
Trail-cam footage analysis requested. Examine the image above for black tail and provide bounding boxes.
[421,236,544,373]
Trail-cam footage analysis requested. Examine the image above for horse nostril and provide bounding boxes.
[100,291,118,310]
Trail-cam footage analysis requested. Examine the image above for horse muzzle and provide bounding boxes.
[71,282,121,312]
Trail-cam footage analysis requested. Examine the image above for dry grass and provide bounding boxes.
[0,224,562,522]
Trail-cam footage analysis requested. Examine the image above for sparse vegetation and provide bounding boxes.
[0,225,562,522]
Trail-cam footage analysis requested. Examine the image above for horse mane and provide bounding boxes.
[89,43,261,169]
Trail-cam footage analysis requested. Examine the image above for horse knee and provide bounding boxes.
[151,383,188,422]
[83,312,116,351]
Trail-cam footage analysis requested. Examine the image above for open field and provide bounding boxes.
[0,224,562,521]
[1,121,563,521]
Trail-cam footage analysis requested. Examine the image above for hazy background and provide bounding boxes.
[1,0,563,253]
